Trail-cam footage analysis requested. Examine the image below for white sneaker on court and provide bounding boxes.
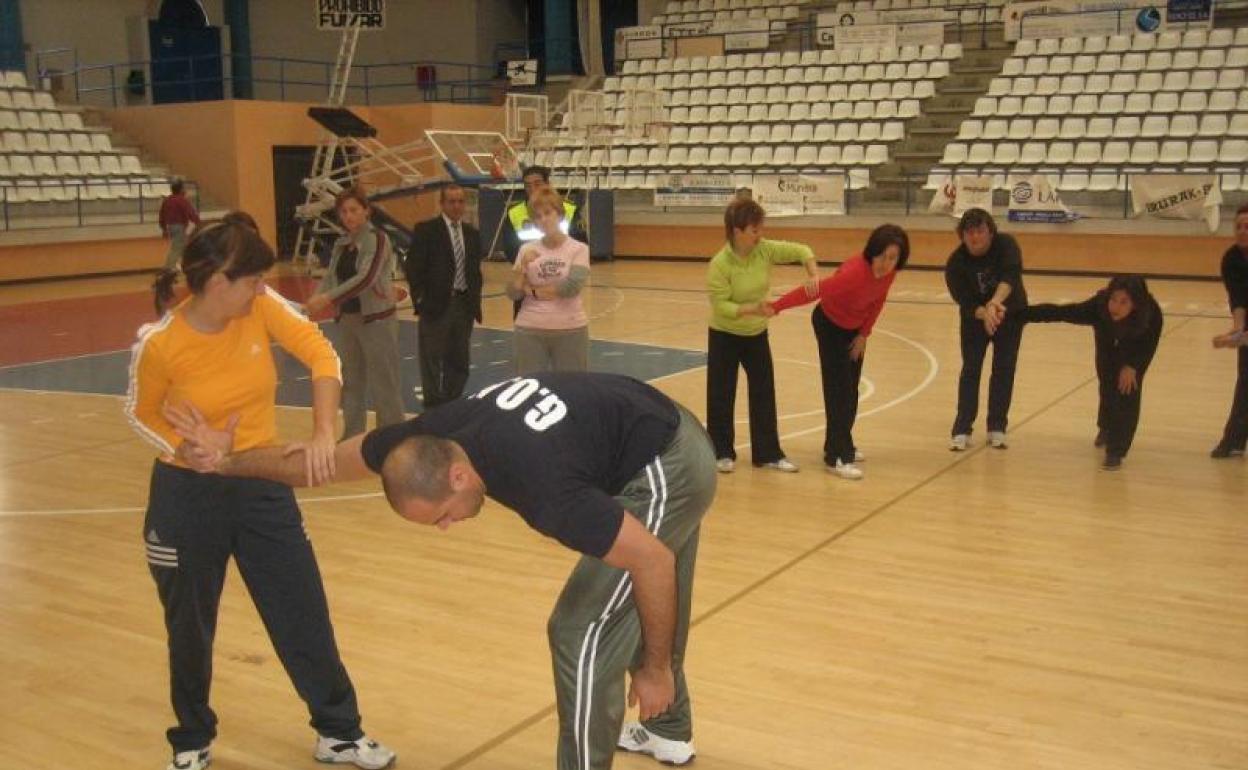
[167,748,210,770]
[949,434,969,451]
[853,448,865,463]
[715,457,735,473]
[314,735,396,769]
[617,722,696,766]
[988,430,1008,449]
[760,457,799,472]
[828,460,864,480]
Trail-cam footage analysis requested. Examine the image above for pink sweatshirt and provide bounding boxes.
[514,238,590,330]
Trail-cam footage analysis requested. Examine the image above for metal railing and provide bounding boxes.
[0,180,200,231]
[31,49,505,108]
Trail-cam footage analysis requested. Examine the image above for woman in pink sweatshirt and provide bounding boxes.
[760,224,909,480]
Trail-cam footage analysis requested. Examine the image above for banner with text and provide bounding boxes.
[714,18,772,51]
[753,175,847,216]
[1130,173,1222,231]
[834,23,898,48]
[928,174,994,217]
[1006,174,1077,223]
[1003,0,1166,40]
[316,0,385,30]
[817,14,943,46]
[1166,0,1211,22]
[614,25,663,60]
[654,174,737,207]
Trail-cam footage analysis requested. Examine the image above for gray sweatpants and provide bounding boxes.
[335,313,405,438]
[548,407,717,770]
[164,224,188,271]
[515,325,589,375]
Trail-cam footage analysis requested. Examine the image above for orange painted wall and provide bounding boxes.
[615,224,1227,277]
[104,99,506,250]
[0,237,166,282]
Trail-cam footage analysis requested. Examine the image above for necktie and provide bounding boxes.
[451,222,466,290]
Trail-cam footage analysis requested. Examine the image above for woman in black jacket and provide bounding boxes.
[1022,276,1163,470]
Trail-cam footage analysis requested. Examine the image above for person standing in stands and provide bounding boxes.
[756,224,909,480]
[1022,275,1163,470]
[944,208,1028,451]
[506,187,591,374]
[406,184,483,409]
[159,178,201,272]
[127,219,395,770]
[705,197,818,474]
[305,187,405,438]
[1210,203,1248,459]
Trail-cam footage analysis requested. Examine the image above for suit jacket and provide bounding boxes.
[406,214,483,322]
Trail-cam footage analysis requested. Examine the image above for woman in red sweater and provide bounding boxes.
[759,224,909,480]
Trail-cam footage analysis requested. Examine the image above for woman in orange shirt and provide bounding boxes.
[127,220,394,770]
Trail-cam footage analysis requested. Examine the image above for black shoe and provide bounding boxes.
[1102,454,1123,471]
[1093,430,1106,448]
[1210,441,1245,459]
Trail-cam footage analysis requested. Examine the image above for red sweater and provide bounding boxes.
[771,253,896,337]
[159,194,200,229]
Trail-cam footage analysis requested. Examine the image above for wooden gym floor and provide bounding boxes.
[0,259,1244,769]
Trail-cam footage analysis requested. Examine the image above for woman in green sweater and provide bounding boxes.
[706,198,818,473]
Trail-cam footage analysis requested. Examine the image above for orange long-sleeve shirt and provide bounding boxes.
[125,287,341,463]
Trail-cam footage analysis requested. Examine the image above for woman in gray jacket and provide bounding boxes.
[305,186,405,437]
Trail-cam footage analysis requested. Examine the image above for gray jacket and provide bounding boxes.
[318,222,396,321]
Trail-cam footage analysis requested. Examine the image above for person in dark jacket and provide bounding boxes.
[1022,275,1163,470]
[1210,203,1248,458]
[944,208,1029,451]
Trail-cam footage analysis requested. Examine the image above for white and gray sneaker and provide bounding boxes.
[617,722,696,766]
[987,430,1008,449]
[828,459,864,480]
[715,457,735,474]
[760,457,799,472]
[167,748,210,770]
[949,434,969,451]
[314,735,396,769]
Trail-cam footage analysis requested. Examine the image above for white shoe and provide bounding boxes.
[715,457,735,473]
[167,748,210,770]
[760,457,799,472]
[314,735,396,769]
[618,722,696,766]
[853,448,865,463]
[828,459,864,480]
[949,434,969,451]
[988,430,1007,449]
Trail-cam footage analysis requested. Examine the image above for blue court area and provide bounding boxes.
[0,321,707,413]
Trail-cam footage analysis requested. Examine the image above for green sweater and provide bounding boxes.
[707,239,815,336]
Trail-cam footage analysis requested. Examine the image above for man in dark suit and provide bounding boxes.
[405,184,483,409]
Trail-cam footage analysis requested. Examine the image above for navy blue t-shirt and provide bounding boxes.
[361,372,680,558]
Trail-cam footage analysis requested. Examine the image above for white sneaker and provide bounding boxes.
[314,735,396,769]
[167,748,210,770]
[715,457,735,473]
[853,448,865,463]
[828,460,864,480]
[988,430,1007,449]
[949,434,969,451]
[618,722,696,766]
[760,457,799,472]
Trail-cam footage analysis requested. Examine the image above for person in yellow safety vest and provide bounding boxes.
[504,165,578,258]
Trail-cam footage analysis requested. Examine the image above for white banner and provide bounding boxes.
[834,23,898,49]
[929,174,994,217]
[1006,174,1077,222]
[614,25,662,60]
[654,174,737,207]
[880,7,954,23]
[753,175,847,216]
[712,18,772,51]
[1003,0,1166,40]
[316,0,385,30]
[1130,174,1222,231]
[896,21,946,46]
